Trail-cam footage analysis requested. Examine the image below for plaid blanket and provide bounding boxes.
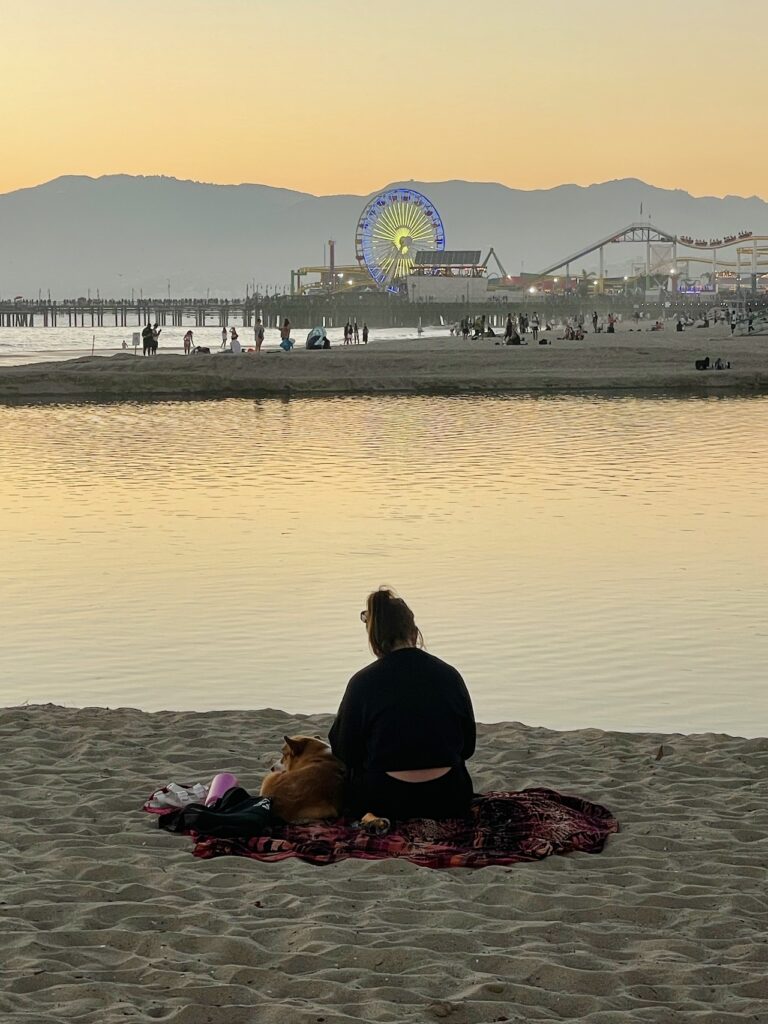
[144,788,618,869]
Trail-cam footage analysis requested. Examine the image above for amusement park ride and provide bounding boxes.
[354,187,446,289]
[292,188,448,295]
[532,223,768,294]
[291,188,768,298]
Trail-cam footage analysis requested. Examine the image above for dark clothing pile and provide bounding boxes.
[158,787,273,838]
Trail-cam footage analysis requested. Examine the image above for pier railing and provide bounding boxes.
[0,293,759,330]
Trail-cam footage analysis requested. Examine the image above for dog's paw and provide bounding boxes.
[359,812,391,836]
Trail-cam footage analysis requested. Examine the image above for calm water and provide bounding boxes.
[1,394,766,736]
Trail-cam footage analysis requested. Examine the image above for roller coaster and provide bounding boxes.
[536,222,768,290]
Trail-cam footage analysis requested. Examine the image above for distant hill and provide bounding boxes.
[2,174,768,298]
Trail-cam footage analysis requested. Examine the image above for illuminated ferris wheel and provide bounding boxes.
[355,188,446,290]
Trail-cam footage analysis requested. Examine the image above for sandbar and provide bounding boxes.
[0,327,766,401]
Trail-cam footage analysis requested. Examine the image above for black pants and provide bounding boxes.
[350,764,474,822]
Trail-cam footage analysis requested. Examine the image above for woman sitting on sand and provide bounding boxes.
[329,588,475,822]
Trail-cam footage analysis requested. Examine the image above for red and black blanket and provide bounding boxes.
[144,787,618,870]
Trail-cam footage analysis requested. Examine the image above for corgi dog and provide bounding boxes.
[260,735,391,834]
[260,735,346,824]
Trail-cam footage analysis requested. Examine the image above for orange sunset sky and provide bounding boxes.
[2,0,767,199]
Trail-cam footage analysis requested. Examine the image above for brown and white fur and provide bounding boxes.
[260,735,346,824]
[260,735,390,833]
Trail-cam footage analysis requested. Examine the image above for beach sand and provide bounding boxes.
[0,325,766,400]
[1,704,766,1023]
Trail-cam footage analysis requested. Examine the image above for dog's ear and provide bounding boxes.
[283,735,306,756]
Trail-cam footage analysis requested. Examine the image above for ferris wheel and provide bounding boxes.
[355,188,446,289]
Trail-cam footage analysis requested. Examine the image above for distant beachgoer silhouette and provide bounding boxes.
[151,324,160,355]
[279,318,293,350]
[221,327,228,351]
[254,317,265,352]
[183,329,193,355]
[141,321,153,356]
[362,322,369,344]
[353,320,360,344]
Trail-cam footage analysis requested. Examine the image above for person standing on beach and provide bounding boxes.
[329,587,475,823]
[279,318,293,350]
[254,317,265,352]
[531,312,540,342]
[230,326,239,350]
[353,320,360,344]
[221,327,228,351]
[344,320,352,345]
[141,321,153,357]
[592,310,599,333]
[362,322,369,344]
[151,324,160,355]
[183,329,193,355]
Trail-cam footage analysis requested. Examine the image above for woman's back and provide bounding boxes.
[329,647,475,773]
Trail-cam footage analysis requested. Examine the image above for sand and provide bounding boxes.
[1,705,767,1023]
[0,325,766,400]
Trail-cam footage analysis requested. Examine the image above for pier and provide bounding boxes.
[0,292,742,333]
[0,298,270,330]
[0,295,419,330]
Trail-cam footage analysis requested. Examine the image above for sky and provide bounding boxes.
[2,0,767,199]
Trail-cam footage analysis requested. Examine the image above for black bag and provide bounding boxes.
[158,786,273,839]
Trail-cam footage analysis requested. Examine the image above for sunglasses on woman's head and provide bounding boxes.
[360,610,368,623]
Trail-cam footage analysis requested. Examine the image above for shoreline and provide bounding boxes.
[1,703,766,1023]
[2,702,760,740]
[0,329,766,401]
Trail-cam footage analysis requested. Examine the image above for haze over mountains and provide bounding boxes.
[2,175,768,299]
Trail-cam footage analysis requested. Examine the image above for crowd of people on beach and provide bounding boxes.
[343,319,368,345]
[451,311,622,344]
[674,305,759,335]
[131,317,373,355]
[448,301,765,345]
[132,301,759,361]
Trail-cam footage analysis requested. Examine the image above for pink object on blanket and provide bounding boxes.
[205,772,239,806]
[143,787,619,870]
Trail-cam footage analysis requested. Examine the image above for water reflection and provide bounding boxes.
[0,394,766,736]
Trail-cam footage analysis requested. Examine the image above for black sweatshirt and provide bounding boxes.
[329,647,476,773]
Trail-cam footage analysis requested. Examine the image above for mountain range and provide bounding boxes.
[2,175,768,298]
